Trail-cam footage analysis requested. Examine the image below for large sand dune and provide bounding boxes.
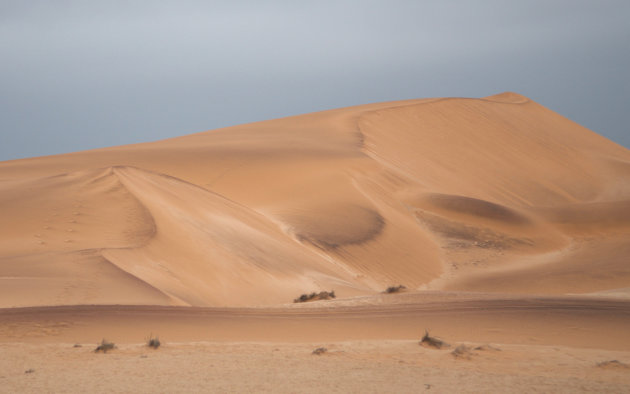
[2,92,629,307]
[2,93,630,392]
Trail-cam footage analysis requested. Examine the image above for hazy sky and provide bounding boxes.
[1,1,629,160]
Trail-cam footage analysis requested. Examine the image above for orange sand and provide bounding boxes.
[1,93,629,392]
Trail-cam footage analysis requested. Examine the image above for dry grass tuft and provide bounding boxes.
[312,347,328,355]
[294,290,336,303]
[94,339,116,353]
[420,330,450,349]
[384,285,407,294]
[147,335,161,349]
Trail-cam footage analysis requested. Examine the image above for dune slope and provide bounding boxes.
[1,92,630,307]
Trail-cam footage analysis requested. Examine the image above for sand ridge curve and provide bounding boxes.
[1,92,630,307]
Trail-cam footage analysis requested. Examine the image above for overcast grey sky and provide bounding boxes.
[1,1,629,160]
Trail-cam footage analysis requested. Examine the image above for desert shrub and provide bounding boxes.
[312,347,328,355]
[147,335,161,349]
[293,290,336,303]
[295,293,310,303]
[384,285,406,294]
[95,339,116,353]
[420,330,449,349]
[451,344,473,359]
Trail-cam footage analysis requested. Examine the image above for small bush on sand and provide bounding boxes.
[294,290,336,303]
[147,335,161,349]
[312,347,328,355]
[95,339,116,353]
[451,345,473,359]
[420,330,449,349]
[384,285,406,294]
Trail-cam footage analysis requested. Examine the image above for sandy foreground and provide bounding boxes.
[2,293,630,393]
[2,340,630,393]
[2,92,630,392]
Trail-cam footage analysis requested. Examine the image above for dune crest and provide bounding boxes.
[1,93,630,307]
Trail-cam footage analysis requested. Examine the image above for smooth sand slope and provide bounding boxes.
[1,92,630,392]
[1,92,629,307]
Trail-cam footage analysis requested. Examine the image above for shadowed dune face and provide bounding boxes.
[282,204,385,251]
[1,92,630,307]
[409,193,568,251]
[418,194,532,226]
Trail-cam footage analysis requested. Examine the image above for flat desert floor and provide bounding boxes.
[3,341,629,393]
[2,293,630,393]
[1,93,630,392]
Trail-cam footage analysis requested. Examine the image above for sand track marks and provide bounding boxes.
[0,167,155,256]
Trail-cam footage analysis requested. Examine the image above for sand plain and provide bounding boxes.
[1,92,629,392]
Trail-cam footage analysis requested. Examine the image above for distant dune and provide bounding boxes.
[1,92,630,308]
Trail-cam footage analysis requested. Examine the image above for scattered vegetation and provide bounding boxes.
[384,285,407,294]
[451,345,474,359]
[73,344,82,348]
[24,369,35,374]
[147,335,161,349]
[312,347,328,355]
[597,360,629,369]
[294,290,336,303]
[420,330,450,349]
[94,339,116,353]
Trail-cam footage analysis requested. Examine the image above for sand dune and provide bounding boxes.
[2,92,629,307]
[2,93,630,392]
